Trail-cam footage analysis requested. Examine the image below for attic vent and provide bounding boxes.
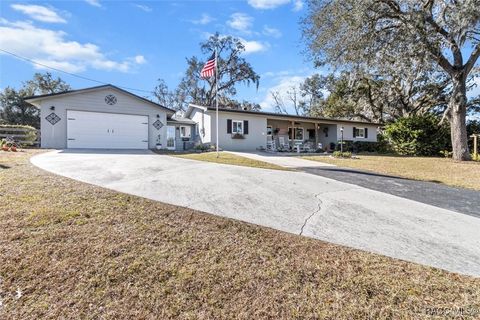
[105,94,117,105]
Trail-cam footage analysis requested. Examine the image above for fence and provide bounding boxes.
[0,126,39,146]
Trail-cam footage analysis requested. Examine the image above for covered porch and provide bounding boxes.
[266,118,338,152]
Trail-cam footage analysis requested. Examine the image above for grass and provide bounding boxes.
[303,154,480,191]
[172,151,289,171]
[1,150,480,319]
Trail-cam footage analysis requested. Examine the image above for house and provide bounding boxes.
[25,84,381,152]
[25,84,197,150]
[185,104,381,152]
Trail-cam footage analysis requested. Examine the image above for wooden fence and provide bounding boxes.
[0,126,39,146]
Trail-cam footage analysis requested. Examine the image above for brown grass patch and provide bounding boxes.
[303,154,480,190]
[0,150,479,319]
[172,151,289,171]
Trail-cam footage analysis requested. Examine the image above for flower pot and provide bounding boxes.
[11,146,17,152]
[2,146,9,152]
[155,144,162,150]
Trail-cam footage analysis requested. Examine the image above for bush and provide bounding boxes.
[383,115,451,156]
[334,138,391,154]
[332,151,352,158]
[194,143,210,152]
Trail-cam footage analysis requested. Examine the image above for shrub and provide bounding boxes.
[332,151,352,158]
[194,143,210,152]
[383,115,451,156]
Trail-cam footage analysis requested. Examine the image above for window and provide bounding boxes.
[232,120,243,134]
[180,126,191,138]
[355,128,365,138]
[266,126,273,136]
[288,127,304,141]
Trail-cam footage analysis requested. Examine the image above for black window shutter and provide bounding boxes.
[353,127,356,138]
[365,128,368,138]
[244,120,249,134]
[227,119,232,133]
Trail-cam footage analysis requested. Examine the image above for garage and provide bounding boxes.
[24,85,175,149]
[67,110,148,149]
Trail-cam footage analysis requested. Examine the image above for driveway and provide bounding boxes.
[231,151,480,218]
[31,150,480,277]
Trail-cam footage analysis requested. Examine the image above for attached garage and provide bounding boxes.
[25,85,174,150]
[67,111,149,149]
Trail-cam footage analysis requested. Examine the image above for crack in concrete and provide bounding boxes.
[300,193,323,236]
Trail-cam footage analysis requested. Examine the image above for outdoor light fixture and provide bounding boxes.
[156,114,160,118]
[50,106,55,111]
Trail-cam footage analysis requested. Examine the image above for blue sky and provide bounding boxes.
[0,0,316,111]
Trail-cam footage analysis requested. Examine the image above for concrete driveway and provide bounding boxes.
[31,150,480,277]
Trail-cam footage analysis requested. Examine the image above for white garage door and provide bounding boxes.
[67,110,148,149]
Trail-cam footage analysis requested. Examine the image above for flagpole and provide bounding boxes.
[215,47,219,158]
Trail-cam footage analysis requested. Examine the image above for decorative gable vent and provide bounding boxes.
[105,94,117,105]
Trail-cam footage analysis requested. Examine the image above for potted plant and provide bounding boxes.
[155,134,162,150]
[231,133,245,139]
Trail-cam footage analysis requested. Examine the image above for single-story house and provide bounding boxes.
[185,104,381,152]
[25,85,381,151]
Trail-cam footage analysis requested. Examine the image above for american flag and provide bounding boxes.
[200,52,216,79]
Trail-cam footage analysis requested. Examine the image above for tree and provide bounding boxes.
[159,33,260,112]
[303,0,480,160]
[0,72,70,128]
[270,74,325,116]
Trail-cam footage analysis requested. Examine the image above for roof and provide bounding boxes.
[167,117,196,125]
[187,104,382,126]
[24,84,175,114]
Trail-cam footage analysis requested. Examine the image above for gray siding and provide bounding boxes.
[36,87,169,149]
[211,111,267,151]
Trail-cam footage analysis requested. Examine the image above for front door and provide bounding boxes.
[166,126,176,150]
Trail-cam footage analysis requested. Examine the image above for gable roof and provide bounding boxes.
[24,84,175,114]
[187,104,382,126]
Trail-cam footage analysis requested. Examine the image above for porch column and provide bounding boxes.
[291,120,295,149]
[315,122,319,148]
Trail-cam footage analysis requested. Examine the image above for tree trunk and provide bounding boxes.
[449,75,471,161]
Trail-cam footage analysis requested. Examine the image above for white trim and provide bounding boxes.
[287,126,304,141]
[355,127,365,138]
[232,120,243,134]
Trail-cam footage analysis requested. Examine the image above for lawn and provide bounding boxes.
[1,150,480,319]
[303,154,480,191]
[172,151,289,171]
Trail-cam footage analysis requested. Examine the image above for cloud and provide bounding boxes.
[133,55,147,64]
[134,4,152,12]
[0,19,145,73]
[239,38,269,54]
[262,25,282,38]
[85,0,101,7]
[247,0,290,9]
[10,4,66,23]
[227,13,253,33]
[248,0,304,11]
[260,75,307,111]
[191,13,214,25]
[293,0,304,11]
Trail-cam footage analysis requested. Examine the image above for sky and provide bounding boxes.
[0,0,318,112]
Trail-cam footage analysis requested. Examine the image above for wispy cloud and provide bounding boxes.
[247,0,290,9]
[262,25,282,38]
[191,13,214,25]
[227,13,253,33]
[248,0,304,11]
[85,0,102,8]
[292,0,303,11]
[0,19,146,73]
[10,4,66,23]
[134,4,152,12]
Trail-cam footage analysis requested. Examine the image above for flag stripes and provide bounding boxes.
[200,53,216,79]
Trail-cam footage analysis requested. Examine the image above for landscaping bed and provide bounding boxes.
[1,150,479,319]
